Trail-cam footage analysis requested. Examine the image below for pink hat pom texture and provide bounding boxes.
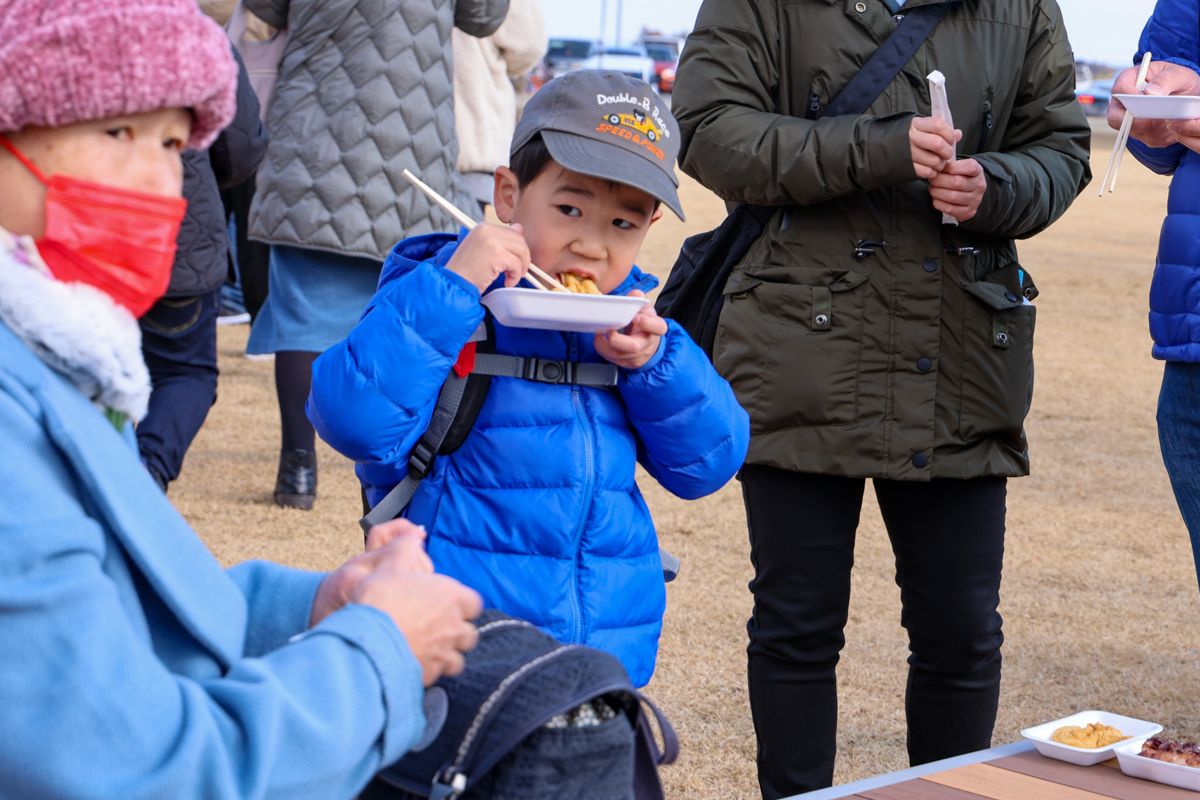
[0,0,237,149]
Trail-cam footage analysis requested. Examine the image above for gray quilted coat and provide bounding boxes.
[245,0,510,261]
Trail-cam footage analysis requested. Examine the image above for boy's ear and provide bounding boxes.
[649,207,664,226]
[493,166,519,224]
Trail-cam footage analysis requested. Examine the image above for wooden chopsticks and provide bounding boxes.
[401,169,568,292]
[1100,52,1153,198]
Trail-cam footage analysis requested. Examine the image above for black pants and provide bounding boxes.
[137,289,221,488]
[741,466,1006,799]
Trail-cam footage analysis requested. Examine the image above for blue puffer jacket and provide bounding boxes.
[309,233,750,686]
[1128,0,1200,361]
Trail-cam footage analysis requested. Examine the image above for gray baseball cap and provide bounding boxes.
[511,69,684,220]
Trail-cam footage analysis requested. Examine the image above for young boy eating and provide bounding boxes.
[309,70,749,686]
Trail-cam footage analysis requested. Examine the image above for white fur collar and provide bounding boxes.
[0,229,151,422]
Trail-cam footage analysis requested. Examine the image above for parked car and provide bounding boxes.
[1076,78,1114,117]
[534,37,599,88]
[581,46,656,85]
[642,41,678,93]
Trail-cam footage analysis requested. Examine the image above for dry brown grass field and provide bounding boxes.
[175,123,1199,799]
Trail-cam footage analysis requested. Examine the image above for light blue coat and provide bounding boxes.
[0,322,425,799]
[310,233,750,687]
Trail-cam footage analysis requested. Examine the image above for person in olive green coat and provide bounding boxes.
[671,0,1090,796]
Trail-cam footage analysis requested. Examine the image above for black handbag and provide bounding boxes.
[367,611,678,800]
[655,2,957,358]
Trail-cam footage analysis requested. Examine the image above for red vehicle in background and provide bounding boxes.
[640,35,681,93]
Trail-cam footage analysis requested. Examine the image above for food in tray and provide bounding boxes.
[1050,722,1128,749]
[559,272,602,295]
[1140,737,1200,767]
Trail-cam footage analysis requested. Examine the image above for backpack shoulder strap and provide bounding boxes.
[358,322,620,534]
[358,321,492,534]
[823,1,959,118]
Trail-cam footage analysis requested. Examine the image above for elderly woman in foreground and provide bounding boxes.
[0,1,480,797]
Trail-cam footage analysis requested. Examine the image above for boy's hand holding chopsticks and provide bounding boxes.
[446,222,532,294]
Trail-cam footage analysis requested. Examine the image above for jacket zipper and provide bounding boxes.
[805,87,822,121]
[567,335,592,646]
[977,90,994,153]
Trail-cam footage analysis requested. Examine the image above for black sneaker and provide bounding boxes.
[274,449,317,510]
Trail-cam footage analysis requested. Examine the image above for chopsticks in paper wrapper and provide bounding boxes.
[927,70,957,226]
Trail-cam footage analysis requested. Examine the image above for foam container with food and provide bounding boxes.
[1116,738,1200,792]
[482,287,648,333]
[1114,93,1200,120]
[1021,710,1162,766]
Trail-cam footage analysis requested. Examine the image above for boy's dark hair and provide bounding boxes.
[508,133,660,211]
[508,133,555,187]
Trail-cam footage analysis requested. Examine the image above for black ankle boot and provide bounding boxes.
[274,449,317,510]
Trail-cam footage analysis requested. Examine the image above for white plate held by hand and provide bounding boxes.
[1021,710,1162,766]
[482,287,648,333]
[1114,93,1200,120]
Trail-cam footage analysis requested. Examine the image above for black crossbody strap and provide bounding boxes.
[824,1,958,118]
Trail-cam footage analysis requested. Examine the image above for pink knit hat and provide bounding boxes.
[0,0,237,149]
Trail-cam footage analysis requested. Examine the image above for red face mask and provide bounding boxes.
[1,137,187,317]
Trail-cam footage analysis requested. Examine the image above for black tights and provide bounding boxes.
[741,466,1006,799]
[275,351,317,452]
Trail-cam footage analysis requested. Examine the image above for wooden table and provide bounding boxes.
[788,741,1197,799]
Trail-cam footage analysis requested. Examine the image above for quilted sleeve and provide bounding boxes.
[308,259,485,489]
[209,48,268,190]
[454,0,510,38]
[618,321,750,499]
[0,384,426,799]
[1127,0,1198,175]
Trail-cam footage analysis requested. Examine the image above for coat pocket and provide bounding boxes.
[959,277,1036,440]
[714,269,868,432]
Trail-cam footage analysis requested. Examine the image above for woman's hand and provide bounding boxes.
[309,519,433,628]
[446,222,531,294]
[910,116,961,180]
[309,518,481,686]
[594,291,668,370]
[928,158,987,223]
[351,565,482,686]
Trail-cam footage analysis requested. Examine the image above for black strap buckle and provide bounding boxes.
[408,440,437,478]
[945,246,981,256]
[522,358,574,384]
[853,240,887,259]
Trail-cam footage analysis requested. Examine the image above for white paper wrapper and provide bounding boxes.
[927,69,958,226]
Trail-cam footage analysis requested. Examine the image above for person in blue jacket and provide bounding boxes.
[0,2,481,796]
[310,70,751,687]
[1110,0,1200,591]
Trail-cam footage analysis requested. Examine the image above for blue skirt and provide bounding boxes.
[247,244,382,354]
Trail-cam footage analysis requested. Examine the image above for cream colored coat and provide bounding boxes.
[453,0,546,176]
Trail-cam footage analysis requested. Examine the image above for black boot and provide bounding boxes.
[274,449,316,510]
